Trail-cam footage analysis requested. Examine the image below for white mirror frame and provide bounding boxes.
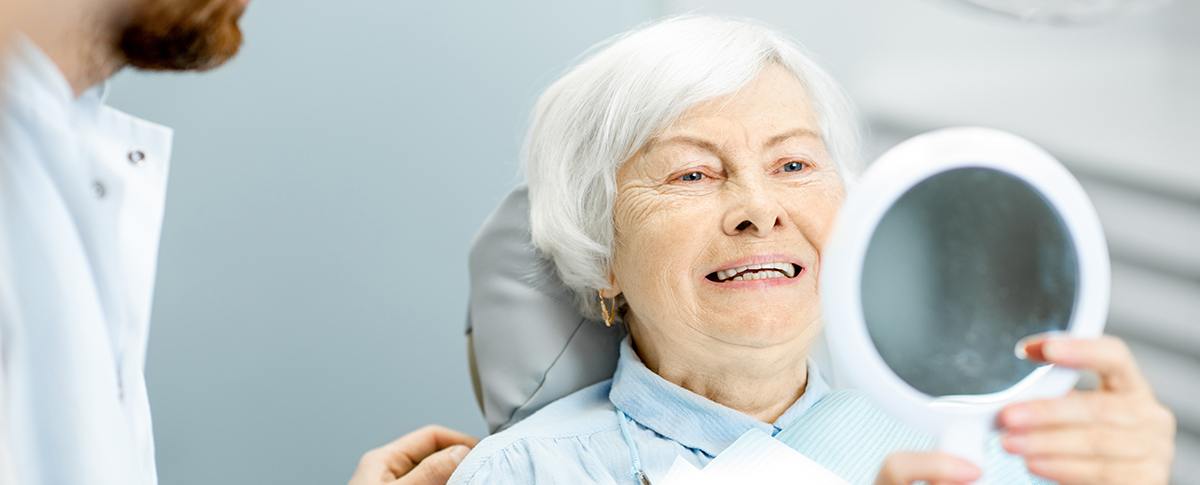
[821,127,1110,466]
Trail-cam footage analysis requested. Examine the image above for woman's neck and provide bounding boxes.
[628,318,816,423]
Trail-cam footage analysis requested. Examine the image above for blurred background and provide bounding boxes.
[102,0,1197,483]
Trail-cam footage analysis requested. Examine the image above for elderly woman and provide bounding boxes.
[450,16,1175,485]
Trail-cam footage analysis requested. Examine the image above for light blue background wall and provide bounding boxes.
[107,2,660,484]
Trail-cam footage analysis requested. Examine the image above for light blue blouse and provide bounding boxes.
[448,337,1046,484]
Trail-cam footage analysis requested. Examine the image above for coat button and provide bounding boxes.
[93,181,107,199]
[128,150,146,166]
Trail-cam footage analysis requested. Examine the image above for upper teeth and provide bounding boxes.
[716,262,797,282]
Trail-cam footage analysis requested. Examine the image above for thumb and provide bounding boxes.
[394,445,471,485]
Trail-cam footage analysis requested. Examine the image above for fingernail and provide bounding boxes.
[448,445,470,462]
[1014,336,1039,361]
[1014,333,1050,361]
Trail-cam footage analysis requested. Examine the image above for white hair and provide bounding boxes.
[524,15,862,319]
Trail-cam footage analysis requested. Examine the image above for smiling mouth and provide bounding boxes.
[705,262,803,283]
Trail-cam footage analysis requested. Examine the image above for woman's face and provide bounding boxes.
[610,63,845,350]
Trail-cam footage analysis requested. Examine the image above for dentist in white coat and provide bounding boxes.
[0,1,476,484]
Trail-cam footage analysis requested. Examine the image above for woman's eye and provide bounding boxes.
[781,161,807,173]
[679,171,705,182]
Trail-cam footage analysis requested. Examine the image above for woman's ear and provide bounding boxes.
[600,270,623,299]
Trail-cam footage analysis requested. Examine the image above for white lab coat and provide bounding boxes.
[0,38,172,485]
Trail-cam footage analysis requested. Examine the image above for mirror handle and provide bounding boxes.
[937,417,990,470]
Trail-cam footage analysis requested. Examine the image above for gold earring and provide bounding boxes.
[598,290,615,328]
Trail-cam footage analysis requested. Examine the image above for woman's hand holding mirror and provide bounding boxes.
[998,335,1176,484]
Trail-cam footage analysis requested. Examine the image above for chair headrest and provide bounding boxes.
[466,185,625,433]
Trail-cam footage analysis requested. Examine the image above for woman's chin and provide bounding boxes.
[700,311,819,348]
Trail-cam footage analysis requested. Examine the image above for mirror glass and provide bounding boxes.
[861,167,1079,397]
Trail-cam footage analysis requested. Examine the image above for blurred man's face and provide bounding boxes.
[118,0,248,71]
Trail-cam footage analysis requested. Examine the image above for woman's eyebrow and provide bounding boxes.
[649,127,820,154]
[763,128,821,149]
[647,135,722,155]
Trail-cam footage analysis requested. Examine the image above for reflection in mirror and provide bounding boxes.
[861,167,1079,397]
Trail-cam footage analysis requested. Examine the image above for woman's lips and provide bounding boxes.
[703,264,807,289]
[703,254,808,290]
[704,254,806,282]
[708,261,799,282]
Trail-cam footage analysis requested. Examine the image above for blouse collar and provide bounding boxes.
[609,336,831,457]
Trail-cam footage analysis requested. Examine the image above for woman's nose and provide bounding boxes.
[722,182,786,237]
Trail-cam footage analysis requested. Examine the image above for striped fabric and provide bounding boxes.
[778,390,1052,484]
[450,336,1052,484]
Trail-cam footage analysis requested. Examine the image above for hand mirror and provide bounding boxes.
[822,127,1110,467]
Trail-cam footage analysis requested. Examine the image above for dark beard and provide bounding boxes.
[117,0,246,72]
